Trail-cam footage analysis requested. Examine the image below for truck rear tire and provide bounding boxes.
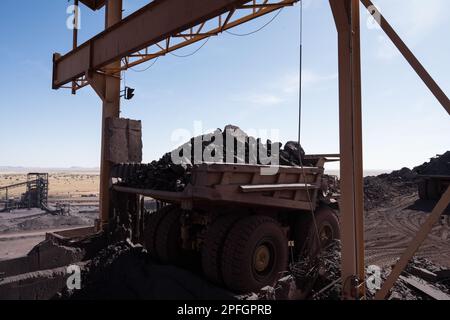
[144,205,175,258]
[221,215,288,293]
[202,214,242,285]
[155,207,183,264]
[295,205,340,258]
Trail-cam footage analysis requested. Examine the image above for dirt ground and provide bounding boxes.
[1,172,449,270]
[365,193,450,268]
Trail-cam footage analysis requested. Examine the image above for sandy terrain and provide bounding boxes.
[0,173,99,198]
[0,173,99,260]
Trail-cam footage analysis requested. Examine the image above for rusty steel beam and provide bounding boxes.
[375,186,450,300]
[79,0,106,11]
[53,0,254,88]
[361,0,450,116]
[330,0,365,300]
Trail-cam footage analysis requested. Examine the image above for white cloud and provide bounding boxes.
[283,70,337,93]
[230,70,336,108]
[231,93,284,107]
[375,35,399,60]
[370,0,447,50]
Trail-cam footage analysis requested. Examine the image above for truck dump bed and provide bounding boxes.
[113,158,336,211]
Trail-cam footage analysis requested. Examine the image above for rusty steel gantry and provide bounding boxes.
[53,0,450,299]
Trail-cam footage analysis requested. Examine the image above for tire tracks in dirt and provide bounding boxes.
[365,194,450,268]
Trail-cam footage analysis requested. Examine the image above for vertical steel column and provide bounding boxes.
[99,0,123,230]
[330,0,365,299]
[71,0,79,95]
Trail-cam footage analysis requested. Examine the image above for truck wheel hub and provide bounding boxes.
[319,225,333,246]
[254,244,271,273]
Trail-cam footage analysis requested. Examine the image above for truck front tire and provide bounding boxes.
[221,215,288,293]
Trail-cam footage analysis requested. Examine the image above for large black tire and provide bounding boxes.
[221,216,288,293]
[295,205,340,258]
[155,207,183,264]
[418,180,428,200]
[202,214,242,285]
[144,205,175,258]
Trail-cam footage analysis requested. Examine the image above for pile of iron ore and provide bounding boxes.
[363,151,449,210]
[118,125,307,192]
[61,241,233,300]
[414,151,450,176]
[363,167,419,210]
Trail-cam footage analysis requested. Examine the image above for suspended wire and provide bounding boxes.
[129,7,281,67]
[169,8,282,57]
[130,57,160,72]
[169,37,211,58]
[295,0,323,258]
[225,8,283,37]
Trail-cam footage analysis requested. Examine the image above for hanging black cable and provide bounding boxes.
[225,9,283,37]
[169,37,211,58]
[297,0,303,146]
[130,57,160,72]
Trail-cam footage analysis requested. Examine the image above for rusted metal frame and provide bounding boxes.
[53,0,252,88]
[74,0,292,87]
[74,1,291,87]
[79,0,106,11]
[197,21,207,35]
[127,0,293,62]
[221,9,236,32]
[241,2,287,9]
[375,186,450,300]
[173,33,216,38]
[55,0,298,92]
[62,77,89,91]
[128,53,151,58]
[360,0,450,115]
[330,0,365,300]
[239,0,271,12]
[173,21,217,38]
[125,1,292,71]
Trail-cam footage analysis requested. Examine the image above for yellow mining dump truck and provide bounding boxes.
[110,156,340,293]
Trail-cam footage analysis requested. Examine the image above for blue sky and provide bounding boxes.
[0,0,448,170]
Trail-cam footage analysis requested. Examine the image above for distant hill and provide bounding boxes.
[0,166,99,173]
